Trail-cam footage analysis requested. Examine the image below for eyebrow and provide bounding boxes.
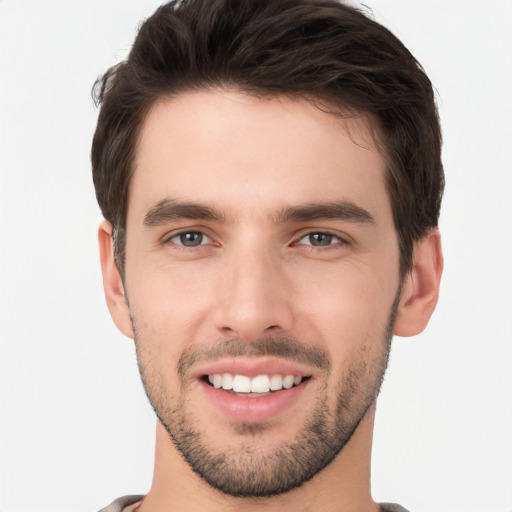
[143,198,374,227]
[275,201,375,224]
[143,198,226,227]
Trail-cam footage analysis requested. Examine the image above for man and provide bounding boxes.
[92,0,443,511]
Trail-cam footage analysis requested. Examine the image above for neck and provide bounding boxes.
[137,405,379,512]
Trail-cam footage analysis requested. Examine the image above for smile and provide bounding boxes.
[207,373,304,393]
[198,368,312,423]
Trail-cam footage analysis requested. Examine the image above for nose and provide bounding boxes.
[213,246,293,342]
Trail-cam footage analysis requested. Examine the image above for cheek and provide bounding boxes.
[127,254,206,312]
[294,263,398,338]
[126,264,217,353]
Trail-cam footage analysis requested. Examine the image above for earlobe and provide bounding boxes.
[98,221,134,339]
[394,229,443,337]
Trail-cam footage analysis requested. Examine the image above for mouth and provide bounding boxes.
[196,360,313,423]
[203,372,310,397]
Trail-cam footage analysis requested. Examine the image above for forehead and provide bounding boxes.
[129,89,390,222]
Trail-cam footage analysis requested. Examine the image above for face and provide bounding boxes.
[122,90,402,496]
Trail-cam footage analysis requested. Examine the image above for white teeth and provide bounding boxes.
[269,374,283,390]
[251,375,270,393]
[207,373,304,392]
[221,373,233,390]
[283,375,295,389]
[213,374,222,389]
[232,375,251,393]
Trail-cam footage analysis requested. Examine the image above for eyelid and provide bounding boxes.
[293,230,351,247]
[164,228,214,247]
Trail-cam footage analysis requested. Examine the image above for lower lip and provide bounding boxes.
[199,379,309,423]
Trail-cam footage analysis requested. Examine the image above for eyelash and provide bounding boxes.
[295,232,349,248]
[167,231,213,248]
[164,230,349,250]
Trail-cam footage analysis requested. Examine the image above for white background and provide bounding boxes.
[1,1,511,511]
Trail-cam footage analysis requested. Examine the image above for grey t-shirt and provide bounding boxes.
[98,495,143,512]
[98,495,410,512]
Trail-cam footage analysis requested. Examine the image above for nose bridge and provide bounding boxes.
[214,239,292,341]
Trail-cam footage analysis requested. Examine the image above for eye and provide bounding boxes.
[297,232,346,247]
[169,231,211,247]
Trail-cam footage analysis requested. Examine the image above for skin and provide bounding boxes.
[99,90,443,512]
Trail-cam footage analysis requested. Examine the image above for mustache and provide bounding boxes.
[177,336,331,376]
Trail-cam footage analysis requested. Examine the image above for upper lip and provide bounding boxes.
[193,357,313,379]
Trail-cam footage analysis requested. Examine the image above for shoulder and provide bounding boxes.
[379,504,411,512]
[97,495,144,512]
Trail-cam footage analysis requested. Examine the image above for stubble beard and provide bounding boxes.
[132,292,399,498]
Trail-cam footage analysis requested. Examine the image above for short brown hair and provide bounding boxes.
[91,0,444,277]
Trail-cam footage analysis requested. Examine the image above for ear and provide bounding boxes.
[98,220,134,339]
[394,229,443,337]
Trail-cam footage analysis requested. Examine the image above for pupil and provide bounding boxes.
[181,232,202,246]
[310,233,332,246]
